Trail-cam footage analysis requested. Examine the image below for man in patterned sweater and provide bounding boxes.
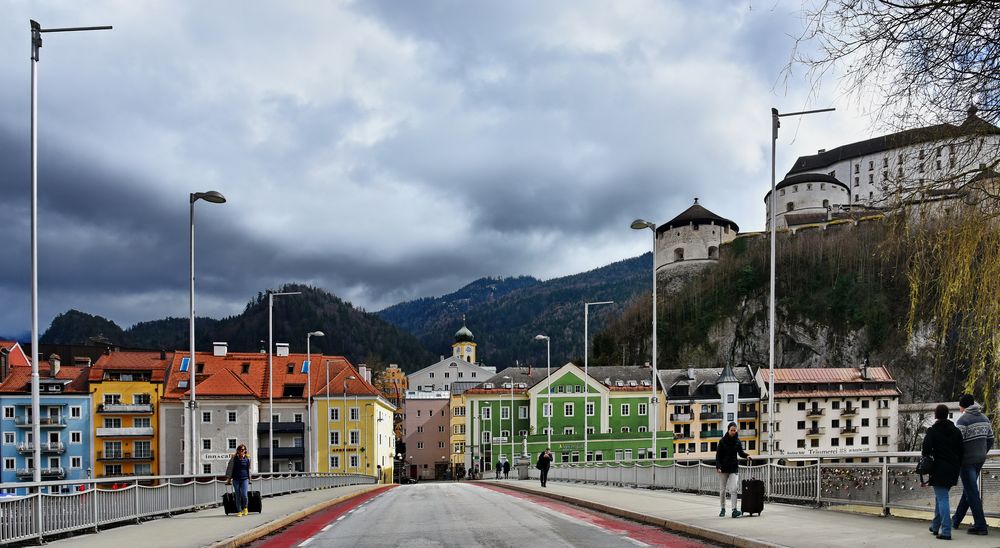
[951,394,994,535]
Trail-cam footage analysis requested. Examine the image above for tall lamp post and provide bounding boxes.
[28,19,111,484]
[502,375,513,468]
[188,191,226,475]
[584,301,613,460]
[767,107,834,454]
[305,331,324,473]
[630,220,659,460]
[533,334,551,448]
[342,375,355,472]
[268,290,301,473]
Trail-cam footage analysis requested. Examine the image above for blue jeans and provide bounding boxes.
[953,463,986,529]
[931,485,952,537]
[233,479,249,512]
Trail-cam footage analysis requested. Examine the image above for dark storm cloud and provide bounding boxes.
[0,1,867,336]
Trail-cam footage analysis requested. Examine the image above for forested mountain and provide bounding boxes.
[378,254,653,368]
[41,285,436,372]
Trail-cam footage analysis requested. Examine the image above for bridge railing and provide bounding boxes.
[0,471,376,544]
[535,450,1000,517]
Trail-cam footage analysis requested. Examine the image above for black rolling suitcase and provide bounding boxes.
[741,479,765,516]
[247,489,262,513]
[222,491,238,515]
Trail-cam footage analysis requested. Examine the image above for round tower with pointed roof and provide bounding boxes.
[452,318,477,363]
[655,198,739,271]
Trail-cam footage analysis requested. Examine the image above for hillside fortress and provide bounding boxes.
[656,107,1000,273]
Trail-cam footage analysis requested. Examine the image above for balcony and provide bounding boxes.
[700,412,723,421]
[673,432,693,440]
[805,427,825,437]
[699,429,723,439]
[739,429,757,438]
[257,447,305,459]
[841,426,858,435]
[98,403,153,414]
[97,451,154,461]
[805,408,825,418]
[257,421,305,434]
[738,410,758,419]
[14,416,67,428]
[15,442,65,454]
[15,467,65,480]
[669,413,692,422]
[840,407,859,417]
[96,427,154,437]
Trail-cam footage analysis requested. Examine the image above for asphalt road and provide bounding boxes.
[252,482,714,548]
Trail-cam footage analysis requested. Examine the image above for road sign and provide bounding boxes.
[493,436,508,443]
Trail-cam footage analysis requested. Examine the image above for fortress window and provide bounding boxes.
[868,161,874,170]
[708,246,719,260]
[692,224,699,231]
[854,164,859,174]
[786,202,794,212]
[936,160,942,169]
[780,189,785,196]
[806,183,812,190]
[883,158,888,167]
[883,171,889,180]
[820,183,825,190]
[854,177,859,186]
[868,174,874,184]
[673,248,684,262]
[822,199,829,208]
[869,192,873,200]
[918,149,925,159]
[793,185,798,192]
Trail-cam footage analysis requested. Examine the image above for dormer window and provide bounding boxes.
[241,363,250,374]
[196,363,204,374]
[287,363,294,374]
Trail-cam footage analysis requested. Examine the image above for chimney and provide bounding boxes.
[276,343,289,357]
[0,347,9,381]
[687,367,695,381]
[213,342,228,357]
[644,361,651,369]
[159,349,167,360]
[48,354,61,377]
[359,365,369,383]
[860,357,870,380]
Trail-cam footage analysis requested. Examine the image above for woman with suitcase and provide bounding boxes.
[716,422,750,518]
[225,444,252,516]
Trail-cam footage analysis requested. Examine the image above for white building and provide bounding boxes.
[756,365,900,461]
[407,324,496,392]
[897,401,962,451]
[766,106,1000,230]
[655,199,739,272]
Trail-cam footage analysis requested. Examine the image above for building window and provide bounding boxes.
[329,432,340,445]
[416,426,423,433]
[481,407,491,420]
[70,431,82,443]
[330,408,339,421]
[786,202,794,212]
[70,406,82,419]
[500,407,510,420]
[330,455,340,468]
[429,372,434,378]
[519,406,528,419]
[2,407,13,419]
[542,403,552,418]
[350,407,359,421]
[810,438,819,447]
[854,177,859,186]
[227,411,237,423]
[202,411,211,423]
[104,394,121,405]
[621,427,630,433]
[862,400,870,409]
[481,432,491,444]
[227,438,238,450]
[797,439,805,448]
[416,442,424,449]
[620,404,630,416]
[104,417,121,428]
[202,439,211,450]
[2,432,12,444]
[438,441,445,448]
[564,403,574,417]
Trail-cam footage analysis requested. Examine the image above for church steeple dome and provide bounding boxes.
[452,316,478,363]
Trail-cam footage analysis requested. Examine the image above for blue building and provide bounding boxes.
[0,354,92,494]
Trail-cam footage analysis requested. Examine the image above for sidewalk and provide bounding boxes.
[485,479,997,548]
[45,483,384,548]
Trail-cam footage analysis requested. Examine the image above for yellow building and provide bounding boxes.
[90,351,172,477]
[314,358,396,482]
[449,392,467,478]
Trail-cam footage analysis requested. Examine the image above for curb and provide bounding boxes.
[486,482,788,548]
[208,484,392,548]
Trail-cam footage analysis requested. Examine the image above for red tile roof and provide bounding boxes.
[0,365,90,393]
[90,351,173,382]
[762,366,895,383]
[0,341,30,367]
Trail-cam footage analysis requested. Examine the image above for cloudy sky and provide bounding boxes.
[0,0,877,338]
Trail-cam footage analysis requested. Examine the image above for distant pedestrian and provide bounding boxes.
[496,460,502,479]
[503,459,511,479]
[952,394,993,535]
[225,444,252,517]
[715,422,749,518]
[924,404,963,540]
[536,448,553,487]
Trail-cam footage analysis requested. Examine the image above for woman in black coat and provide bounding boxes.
[923,404,964,540]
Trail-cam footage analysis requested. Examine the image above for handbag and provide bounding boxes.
[916,455,934,484]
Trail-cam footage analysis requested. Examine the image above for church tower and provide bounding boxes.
[452,319,477,364]
[716,362,740,427]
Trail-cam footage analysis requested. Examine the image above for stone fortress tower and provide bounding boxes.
[655,198,740,273]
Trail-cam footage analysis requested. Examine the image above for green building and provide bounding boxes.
[463,363,673,471]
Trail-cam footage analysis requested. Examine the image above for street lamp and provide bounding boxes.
[767,107,834,454]
[268,290,301,473]
[28,19,111,484]
[584,301,613,460]
[306,331,324,473]
[502,375,513,470]
[343,375,356,472]
[534,334,551,448]
[631,219,659,461]
[188,190,227,475]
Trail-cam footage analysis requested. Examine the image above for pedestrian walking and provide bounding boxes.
[225,444,252,517]
[496,460,502,479]
[952,394,993,535]
[536,448,553,487]
[503,459,511,479]
[924,404,964,540]
[715,422,749,518]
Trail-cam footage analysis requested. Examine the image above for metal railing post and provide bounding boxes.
[765,456,772,499]
[133,479,140,523]
[815,457,822,506]
[92,482,99,532]
[167,480,172,516]
[881,458,889,516]
[35,488,42,542]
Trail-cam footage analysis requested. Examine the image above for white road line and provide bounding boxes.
[625,537,648,547]
[298,538,314,547]
[336,516,346,521]
[320,524,332,532]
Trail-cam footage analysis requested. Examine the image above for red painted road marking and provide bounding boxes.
[478,484,710,548]
[251,485,395,548]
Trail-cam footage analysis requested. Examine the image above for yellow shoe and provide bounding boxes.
[242,509,248,516]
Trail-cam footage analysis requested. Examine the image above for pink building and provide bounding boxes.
[403,390,451,480]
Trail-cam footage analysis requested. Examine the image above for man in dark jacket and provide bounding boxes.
[536,448,553,487]
[952,394,993,535]
[715,422,749,518]
[924,404,964,540]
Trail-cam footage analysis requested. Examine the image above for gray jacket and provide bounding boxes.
[955,404,995,466]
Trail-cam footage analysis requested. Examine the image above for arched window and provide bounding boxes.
[786,202,794,212]
[708,246,719,260]
[673,248,684,262]
[822,199,830,208]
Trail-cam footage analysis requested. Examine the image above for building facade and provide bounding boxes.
[756,365,901,460]
[408,325,496,393]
